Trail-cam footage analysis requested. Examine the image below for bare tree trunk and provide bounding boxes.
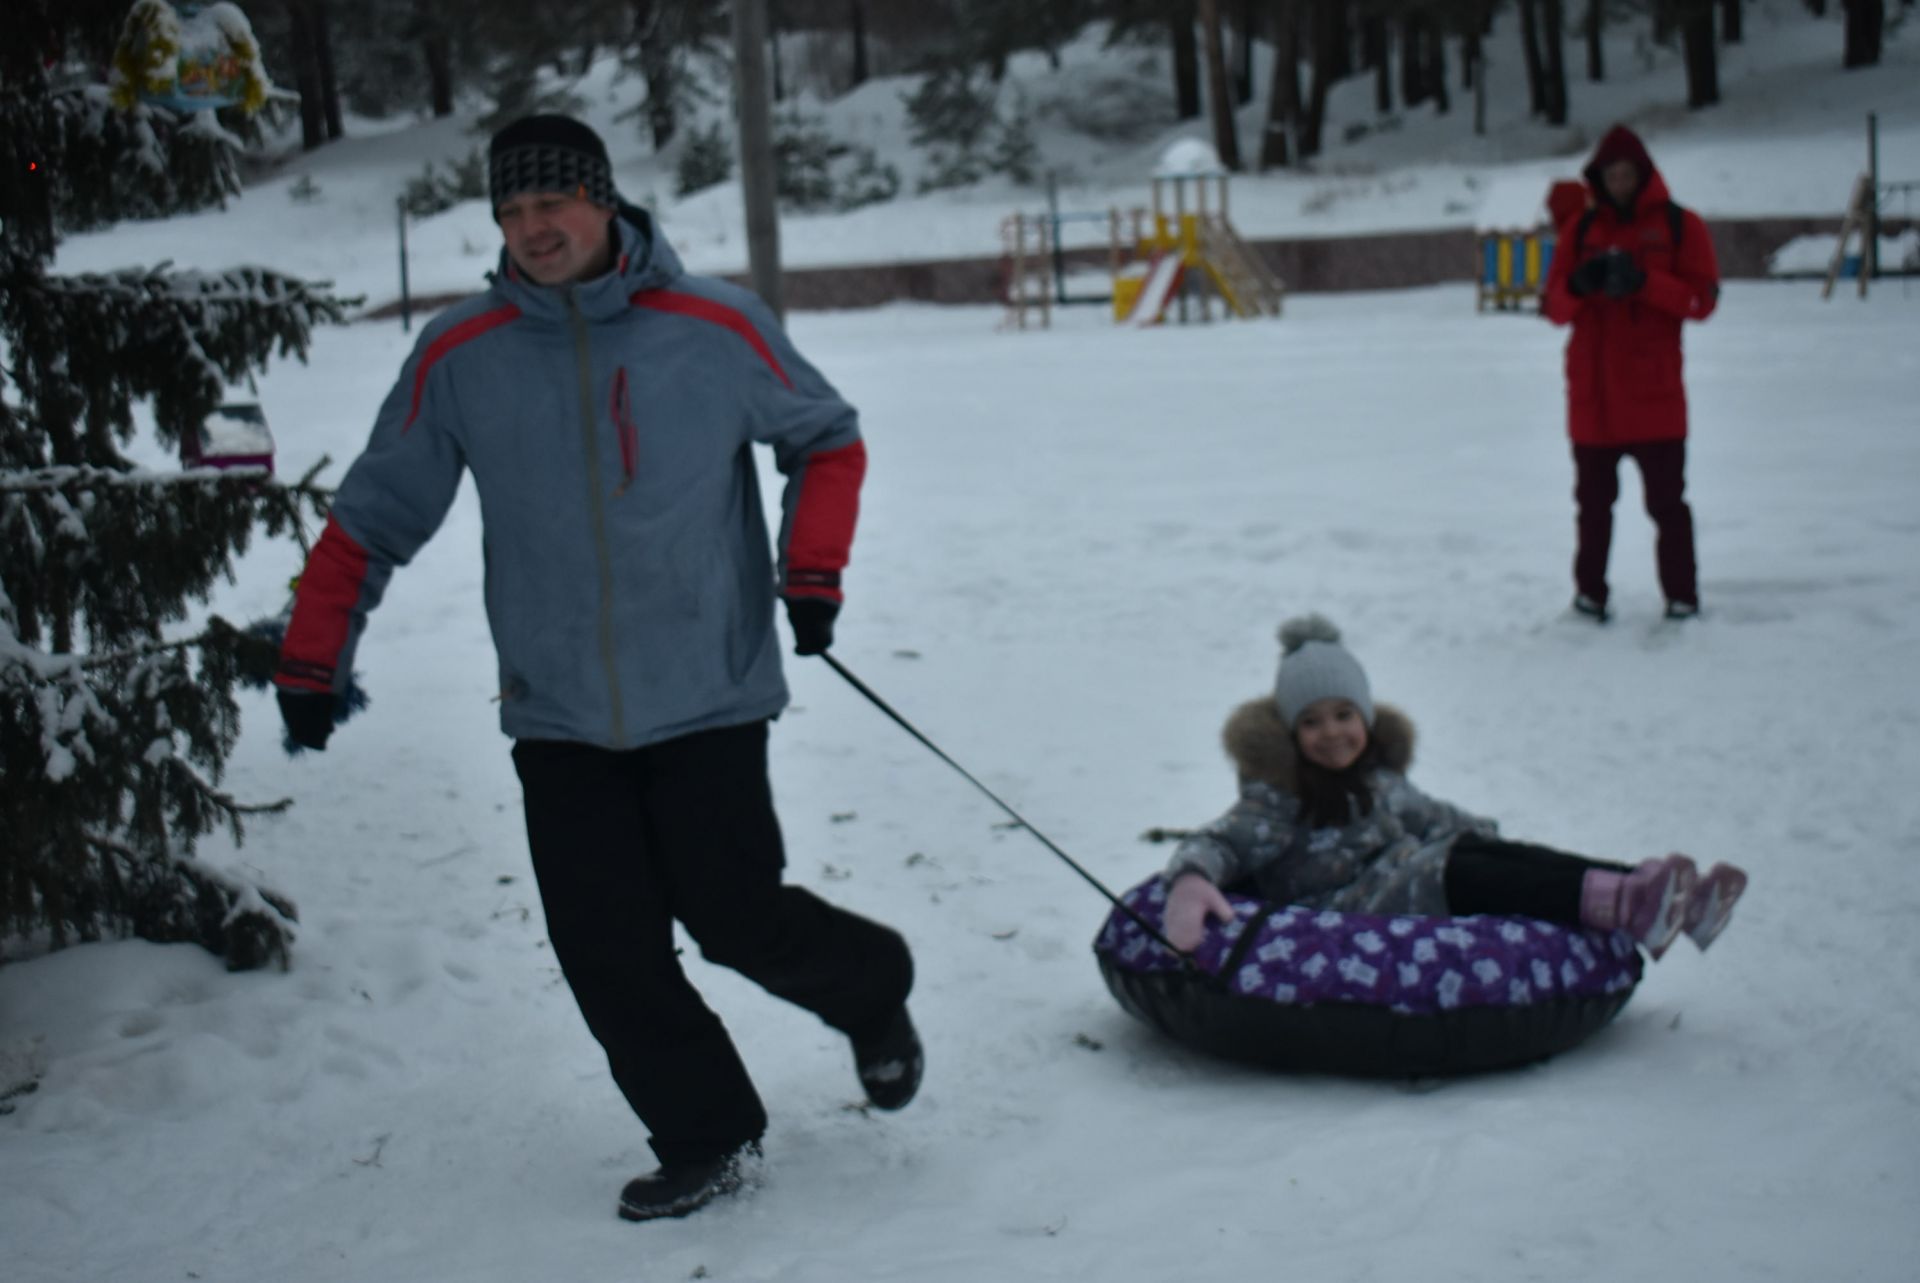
[1721,0,1743,42]
[1171,0,1202,119]
[1429,24,1450,114]
[769,11,784,102]
[1300,0,1336,159]
[849,0,868,88]
[1682,4,1719,106]
[411,0,453,117]
[1843,0,1884,68]
[1517,0,1547,117]
[634,0,680,149]
[1327,0,1353,79]
[1261,0,1301,168]
[1541,0,1569,124]
[1234,0,1255,105]
[1363,15,1392,114]
[284,0,326,151]
[313,0,343,140]
[733,0,782,318]
[1469,29,1487,134]
[1401,14,1431,107]
[1198,0,1243,169]
[1261,6,1299,168]
[1585,0,1605,80]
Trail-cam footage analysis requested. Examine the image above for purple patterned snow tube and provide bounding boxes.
[1094,876,1643,1076]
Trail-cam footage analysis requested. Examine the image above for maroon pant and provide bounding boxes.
[1572,439,1698,609]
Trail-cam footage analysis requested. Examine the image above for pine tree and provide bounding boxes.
[2,2,348,970]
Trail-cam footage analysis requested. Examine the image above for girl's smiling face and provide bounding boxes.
[1295,698,1369,772]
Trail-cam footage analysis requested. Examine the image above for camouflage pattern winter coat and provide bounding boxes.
[1165,699,1498,916]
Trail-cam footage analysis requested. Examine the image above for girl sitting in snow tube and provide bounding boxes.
[1094,614,1748,1077]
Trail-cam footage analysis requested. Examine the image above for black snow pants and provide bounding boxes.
[512,719,913,1168]
[1443,834,1632,925]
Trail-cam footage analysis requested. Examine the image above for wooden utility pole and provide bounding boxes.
[732,0,784,319]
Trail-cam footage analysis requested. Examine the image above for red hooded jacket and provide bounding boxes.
[1542,126,1720,445]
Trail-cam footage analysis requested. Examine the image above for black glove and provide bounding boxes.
[1603,252,1646,298]
[1567,254,1612,298]
[784,597,839,657]
[277,688,335,751]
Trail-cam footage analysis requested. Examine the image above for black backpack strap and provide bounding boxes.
[1666,200,1685,250]
[1571,207,1598,261]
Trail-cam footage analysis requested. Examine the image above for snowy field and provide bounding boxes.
[5,278,1919,1282]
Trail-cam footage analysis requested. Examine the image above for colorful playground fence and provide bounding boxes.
[1476,229,1556,312]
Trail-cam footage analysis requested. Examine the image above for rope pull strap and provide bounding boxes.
[820,653,1198,970]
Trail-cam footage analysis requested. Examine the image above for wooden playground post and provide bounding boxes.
[1039,215,1052,330]
[1193,176,1212,323]
[1009,212,1028,329]
[1823,175,1874,301]
[1173,175,1190,324]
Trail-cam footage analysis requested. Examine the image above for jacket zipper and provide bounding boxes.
[568,293,627,745]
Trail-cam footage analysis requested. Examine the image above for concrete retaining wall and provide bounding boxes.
[364,215,1911,321]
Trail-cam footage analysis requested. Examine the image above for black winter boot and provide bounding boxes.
[617,1141,761,1222]
[852,1006,923,1111]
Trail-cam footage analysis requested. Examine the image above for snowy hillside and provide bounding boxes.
[50,3,1920,304]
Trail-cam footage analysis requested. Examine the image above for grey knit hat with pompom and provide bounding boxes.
[1273,613,1374,729]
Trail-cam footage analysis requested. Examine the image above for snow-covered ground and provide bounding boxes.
[10,6,1920,1280]
[6,279,1919,1281]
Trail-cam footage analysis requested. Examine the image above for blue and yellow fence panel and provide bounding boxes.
[1477,229,1555,312]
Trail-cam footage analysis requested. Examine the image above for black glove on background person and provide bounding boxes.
[1567,253,1613,298]
[784,597,839,656]
[277,688,335,751]
[1603,251,1646,298]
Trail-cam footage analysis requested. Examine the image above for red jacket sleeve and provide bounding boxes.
[1541,217,1588,327]
[782,439,867,604]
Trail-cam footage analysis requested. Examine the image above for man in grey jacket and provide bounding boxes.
[274,114,919,1222]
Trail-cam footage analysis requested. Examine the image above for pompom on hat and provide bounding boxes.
[488,114,618,216]
[1273,613,1374,729]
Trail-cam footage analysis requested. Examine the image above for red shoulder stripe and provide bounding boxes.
[277,516,371,691]
[403,304,522,431]
[785,440,867,602]
[629,289,794,388]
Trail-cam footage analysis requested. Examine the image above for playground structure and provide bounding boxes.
[1000,145,1284,331]
[1823,115,1917,299]
[1111,167,1284,326]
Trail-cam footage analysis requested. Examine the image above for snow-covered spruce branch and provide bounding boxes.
[77,829,299,972]
[64,615,278,677]
[0,462,331,498]
[161,749,293,819]
[37,261,354,319]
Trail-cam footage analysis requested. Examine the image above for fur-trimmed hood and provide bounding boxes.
[1220,697,1416,793]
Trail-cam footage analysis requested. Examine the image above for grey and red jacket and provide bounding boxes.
[275,205,866,749]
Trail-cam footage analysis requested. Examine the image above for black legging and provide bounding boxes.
[1443,834,1631,924]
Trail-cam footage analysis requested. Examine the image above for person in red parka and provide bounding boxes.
[1542,125,1720,622]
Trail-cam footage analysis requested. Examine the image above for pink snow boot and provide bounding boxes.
[1580,855,1699,960]
[1683,862,1748,952]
